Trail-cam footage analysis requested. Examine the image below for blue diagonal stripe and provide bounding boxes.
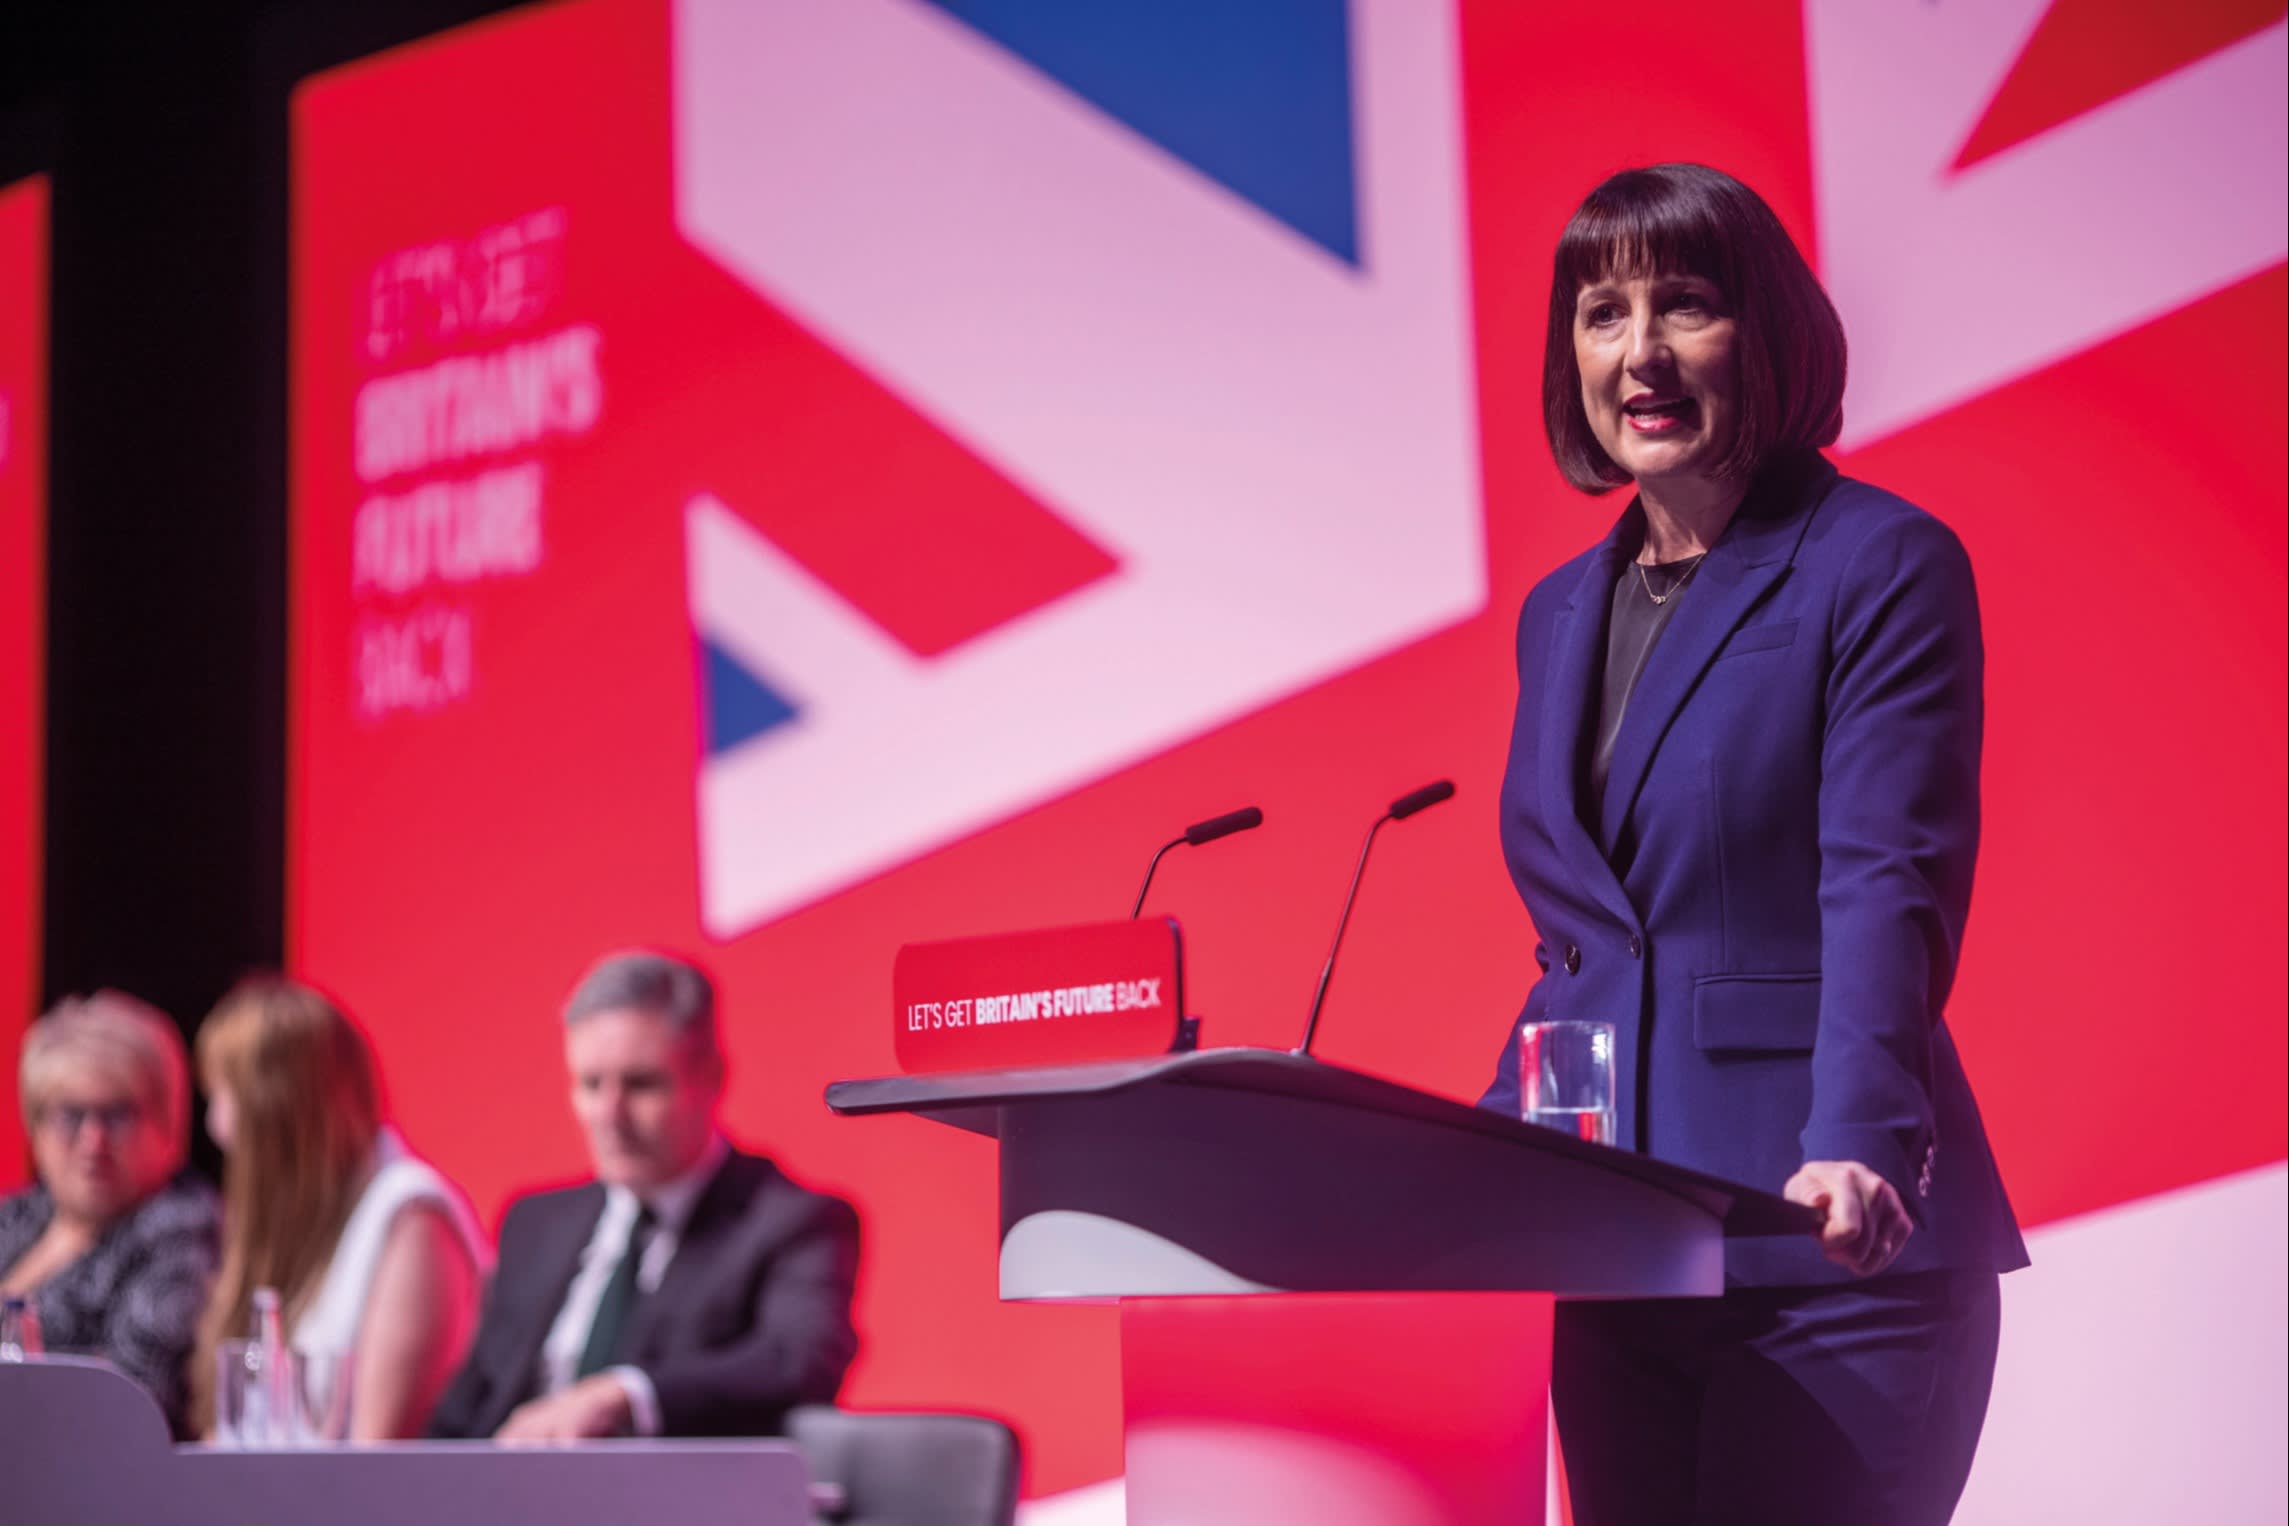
[923,0,1359,264]
[701,637,800,755]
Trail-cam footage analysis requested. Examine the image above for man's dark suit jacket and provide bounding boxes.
[428,1148,860,1438]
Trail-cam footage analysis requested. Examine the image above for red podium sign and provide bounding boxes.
[893,918,1186,1073]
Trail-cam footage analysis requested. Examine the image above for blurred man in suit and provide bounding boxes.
[429,952,860,1440]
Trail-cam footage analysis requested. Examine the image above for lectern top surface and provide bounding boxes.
[825,1046,1819,1238]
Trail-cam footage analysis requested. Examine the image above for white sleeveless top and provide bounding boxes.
[292,1129,488,1360]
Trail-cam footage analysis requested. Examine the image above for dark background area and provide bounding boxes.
[4,0,529,1175]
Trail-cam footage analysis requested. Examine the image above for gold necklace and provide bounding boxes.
[1636,553,1707,606]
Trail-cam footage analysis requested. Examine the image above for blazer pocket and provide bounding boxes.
[1694,973,1820,1053]
[1716,619,1798,659]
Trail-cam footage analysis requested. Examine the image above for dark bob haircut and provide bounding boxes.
[1543,163,1846,493]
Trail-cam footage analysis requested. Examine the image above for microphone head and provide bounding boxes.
[1183,805,1265,846]
[1388,779,1456,821]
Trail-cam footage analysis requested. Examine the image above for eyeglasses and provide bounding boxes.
[37,1101,146,1138]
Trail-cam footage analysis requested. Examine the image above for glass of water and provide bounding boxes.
[1519,1020,1615,1145]
[292,1348,355,1443]
[216,1338,294,1446]
[215,1341,355,1445]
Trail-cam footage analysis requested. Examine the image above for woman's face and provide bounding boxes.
[30,1069,175,1228]
[1573,269,1739,488]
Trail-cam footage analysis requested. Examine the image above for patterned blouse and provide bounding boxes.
[0,1172,221,1437]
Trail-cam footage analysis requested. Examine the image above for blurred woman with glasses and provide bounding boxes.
[0,991,221,1436]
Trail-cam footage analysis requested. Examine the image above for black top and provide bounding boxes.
[1586,551,1706,817]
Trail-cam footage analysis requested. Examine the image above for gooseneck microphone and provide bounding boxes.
[1295,780,1456,1057]
[1387,780,1457,821]
[1130,806,1265,918]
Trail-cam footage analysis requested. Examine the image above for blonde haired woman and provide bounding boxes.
[0,991,220,1436]
[190,977,485,1439]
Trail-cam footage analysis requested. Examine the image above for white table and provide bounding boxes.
[0,1356,815,1525]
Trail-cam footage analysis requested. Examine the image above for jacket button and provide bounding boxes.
[1626,933,1643,959]
[1563,944,1581,975]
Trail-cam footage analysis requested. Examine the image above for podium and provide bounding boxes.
[830,1047,1817,1523]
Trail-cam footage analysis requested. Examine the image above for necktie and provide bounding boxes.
[575,1203,656,1378]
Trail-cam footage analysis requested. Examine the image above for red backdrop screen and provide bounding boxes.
[0,173,48,1191]
[290,3,2287,1513]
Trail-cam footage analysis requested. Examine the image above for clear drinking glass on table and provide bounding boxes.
[291,1347,355,1443]
[1518,1020,1615,1145]
[215,1341,355,1445]
[215,1338,283,1445]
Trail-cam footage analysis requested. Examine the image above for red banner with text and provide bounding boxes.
[894,920,1183,1073]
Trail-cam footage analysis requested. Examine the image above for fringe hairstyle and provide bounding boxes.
[187,977,381,1436]
[1542,163,1847,492]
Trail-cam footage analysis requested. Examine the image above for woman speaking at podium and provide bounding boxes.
[1480,163,2026,1525]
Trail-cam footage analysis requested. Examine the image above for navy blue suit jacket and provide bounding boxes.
[1481,454,2027,1287]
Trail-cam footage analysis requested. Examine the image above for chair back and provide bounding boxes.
[787,1405,1020,1526]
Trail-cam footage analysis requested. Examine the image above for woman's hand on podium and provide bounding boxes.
[1785,1159,1912,1277]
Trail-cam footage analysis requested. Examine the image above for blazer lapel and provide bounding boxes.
[1540,524,1640,929]
[1594,458,1833,849]
[501,1188,604,1401]
[624,1152,762,1360]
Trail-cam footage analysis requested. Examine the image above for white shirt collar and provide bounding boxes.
[604,1131,729,1235]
